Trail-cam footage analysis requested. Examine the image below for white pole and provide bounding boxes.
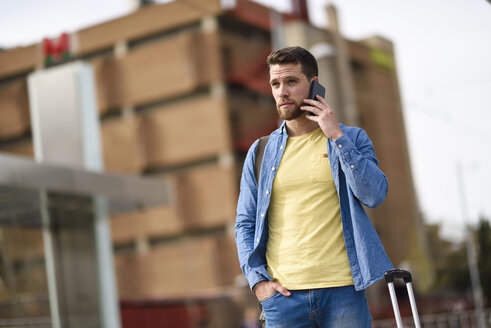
[268,1,285,51]
[40,190,61,328]
[456,162,486,328]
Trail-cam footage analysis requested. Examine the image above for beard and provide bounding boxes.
[276,99,304,121]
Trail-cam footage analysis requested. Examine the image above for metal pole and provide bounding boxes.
[455,162,486,328]
[94,196,122,328]
[388,282,404,328]
[40,190,61,328]
[406,282,421,328]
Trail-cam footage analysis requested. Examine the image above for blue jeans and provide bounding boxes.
[259,285,371,328]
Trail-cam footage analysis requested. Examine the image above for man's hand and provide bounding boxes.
[254,281,291,301]
[302,95,344,141]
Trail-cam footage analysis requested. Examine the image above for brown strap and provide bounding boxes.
[254,136,269,185]
[254,136,269,323]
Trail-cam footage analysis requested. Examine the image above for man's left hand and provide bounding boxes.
[302,95,344,141]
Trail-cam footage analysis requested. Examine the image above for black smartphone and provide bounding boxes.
[307,80,326,115]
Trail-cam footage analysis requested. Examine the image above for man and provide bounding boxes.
[235,46,393,327]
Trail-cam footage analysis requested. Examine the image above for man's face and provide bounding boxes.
[269,63,311,121]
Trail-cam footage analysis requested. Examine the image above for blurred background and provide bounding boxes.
[0,0,490,327]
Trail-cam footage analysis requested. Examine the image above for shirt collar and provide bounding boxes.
[280,120,287,134]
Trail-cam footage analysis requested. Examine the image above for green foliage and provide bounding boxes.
[425,223,470,294]
[438,244,470,293]
[425,217,491,301]
[477,218,491,300]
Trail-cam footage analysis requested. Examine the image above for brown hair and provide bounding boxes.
[266,46,318,80]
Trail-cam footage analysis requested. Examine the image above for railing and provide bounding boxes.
[373,308,491,328]
[0,317,51,328]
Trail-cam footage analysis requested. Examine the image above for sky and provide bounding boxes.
[1,0,490,240]
[309,0,491,241]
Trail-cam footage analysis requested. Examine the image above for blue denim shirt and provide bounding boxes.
[235,121,393,292]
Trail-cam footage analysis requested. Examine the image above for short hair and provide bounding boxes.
[266,46,318,80]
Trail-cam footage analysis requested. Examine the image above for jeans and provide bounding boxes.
[259,285,371,328]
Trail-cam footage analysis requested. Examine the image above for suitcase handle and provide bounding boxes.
[385,269,412,284]
[385,269,421,328]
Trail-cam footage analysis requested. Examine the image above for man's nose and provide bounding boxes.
[278,84,289,97]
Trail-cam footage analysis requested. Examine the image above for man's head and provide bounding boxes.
[267,46,318,81]
[267,47,319,120]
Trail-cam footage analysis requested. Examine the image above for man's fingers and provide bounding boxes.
[301,105,321,116]
[302,98,318,106]
[315,94,329,105]
[272,282,291,296]
[305,96,331,111]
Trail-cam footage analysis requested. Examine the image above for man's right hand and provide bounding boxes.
[254,280,291,301]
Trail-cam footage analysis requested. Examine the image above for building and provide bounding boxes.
[0,0,431,326]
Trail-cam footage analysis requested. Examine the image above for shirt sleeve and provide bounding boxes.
[331,129,388,208]
[234,140,269,290]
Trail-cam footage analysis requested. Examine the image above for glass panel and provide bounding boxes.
[0,196,50,325]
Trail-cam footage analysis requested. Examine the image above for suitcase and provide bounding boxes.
[385,269,421,328]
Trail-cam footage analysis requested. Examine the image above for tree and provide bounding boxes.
[476,217,491,304]
[425,223,471,294]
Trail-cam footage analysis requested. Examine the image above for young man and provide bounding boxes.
[235,46,393,327]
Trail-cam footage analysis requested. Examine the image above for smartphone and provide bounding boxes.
[307,80,326,115]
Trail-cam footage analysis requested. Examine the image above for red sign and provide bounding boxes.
[42,33,70,65]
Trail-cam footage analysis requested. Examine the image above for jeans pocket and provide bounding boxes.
[259,291,281,306]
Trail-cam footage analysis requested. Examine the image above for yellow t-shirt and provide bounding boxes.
[266,128,353,289]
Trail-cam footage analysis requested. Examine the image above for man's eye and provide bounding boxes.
[288,80,297,84]
[271,82,279,87]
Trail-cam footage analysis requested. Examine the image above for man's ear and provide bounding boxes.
[312,76,319,83]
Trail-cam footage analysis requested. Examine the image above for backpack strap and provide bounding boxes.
[254,136,269,186]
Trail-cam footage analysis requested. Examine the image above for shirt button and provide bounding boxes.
[261,213,265,218]
[338,144,343,148]
[280,145,284,149]
[265,190,270,195]
[257,238,260,242]
[272,167,275,171]
[350,165,354,169]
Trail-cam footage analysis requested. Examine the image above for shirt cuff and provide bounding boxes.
[247,268,271,292]
[331,134,353,151]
